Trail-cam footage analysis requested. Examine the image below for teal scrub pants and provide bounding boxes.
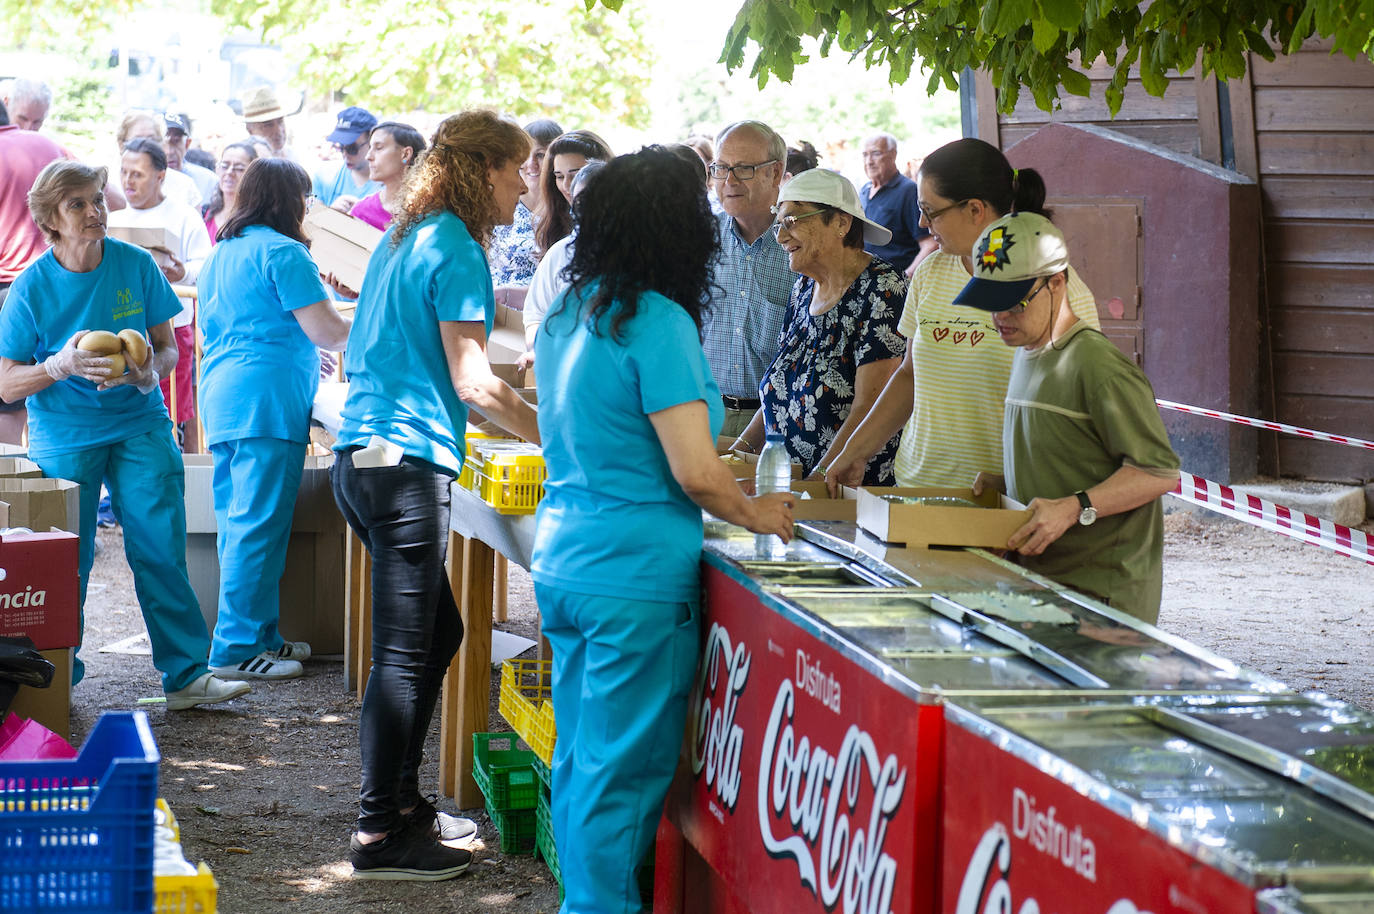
[37,425,212,692]
[207,436,306,668]
[535,584,701,914]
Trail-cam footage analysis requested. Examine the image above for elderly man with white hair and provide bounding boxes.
[859,132,931,275]
[0,78,52,132]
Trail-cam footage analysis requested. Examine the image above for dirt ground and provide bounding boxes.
[64,505,1372,914]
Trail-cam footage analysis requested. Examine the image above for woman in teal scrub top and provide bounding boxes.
[197,158,351,681]
[531,147,794,913]
[332,110,539,882]
[0,159,249,711]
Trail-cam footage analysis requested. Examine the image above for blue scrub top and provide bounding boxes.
[0,239,180,459]
[531,282,723,603]
[197,226,330,446]
[335,210,491,473]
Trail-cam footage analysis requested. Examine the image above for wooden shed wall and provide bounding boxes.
[1236,42,1374,483]
[971,44,1374,483]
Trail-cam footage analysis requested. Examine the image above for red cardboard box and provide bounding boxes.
[0,532,80,650]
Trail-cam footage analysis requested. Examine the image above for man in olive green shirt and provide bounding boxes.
[957,212,1180,623]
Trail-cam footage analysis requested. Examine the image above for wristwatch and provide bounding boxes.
[1075,491,1097,526]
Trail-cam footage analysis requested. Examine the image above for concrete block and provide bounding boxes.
[1230,479,1366,528]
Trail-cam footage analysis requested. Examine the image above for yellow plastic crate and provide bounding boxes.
[155,861,218,914]
[499,659,557,764]
[475,450,546,515]
[459,432,514,493]
[156,797,179,842]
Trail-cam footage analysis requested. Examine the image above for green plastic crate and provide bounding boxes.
[472,732,538,811]
[535,787,562,898]
[487,803,537,855]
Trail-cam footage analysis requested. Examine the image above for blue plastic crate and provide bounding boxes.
[0,711,160,913]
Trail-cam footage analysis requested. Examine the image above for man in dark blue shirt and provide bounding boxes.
[859,133,930,275]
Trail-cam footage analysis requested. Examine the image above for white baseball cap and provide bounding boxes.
[775,168,892,246]
[954,211,1070,312]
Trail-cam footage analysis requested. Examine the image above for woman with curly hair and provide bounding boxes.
[331,109,538,881]
[531,146,793,912]
[532,129,613,255]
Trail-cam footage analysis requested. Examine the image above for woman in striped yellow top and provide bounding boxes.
[824,138,1100,490]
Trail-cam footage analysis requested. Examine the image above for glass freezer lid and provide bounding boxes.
[933,589,1281,693]
[1258,887,1374,914]
[882,651,1074,690]
[979,706,1275,798]
[974,704,1374,876]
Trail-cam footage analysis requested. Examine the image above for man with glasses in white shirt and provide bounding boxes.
[702,119,797,438]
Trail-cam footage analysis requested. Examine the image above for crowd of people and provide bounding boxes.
[0,76,1181,912]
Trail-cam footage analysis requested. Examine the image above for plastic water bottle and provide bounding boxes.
[754,432,792,560]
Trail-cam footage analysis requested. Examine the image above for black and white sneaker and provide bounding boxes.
[408,795,478,846]
[350,822,473,881]
[272,640,312,662]
[211,651,303,681]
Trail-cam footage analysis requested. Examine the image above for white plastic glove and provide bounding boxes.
[101,342,159,394]
[43,331,113,383]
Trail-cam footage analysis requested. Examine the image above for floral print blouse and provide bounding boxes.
[489,201,538,286]
[760,258,908,483]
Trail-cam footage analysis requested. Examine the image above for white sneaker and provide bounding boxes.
[273,640,312,662]
[166,673,251,711]
[211,651,304,681]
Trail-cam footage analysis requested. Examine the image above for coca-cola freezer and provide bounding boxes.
[941,695,1374,914]
[657,521,1286,914]
[1258,887,1374,913]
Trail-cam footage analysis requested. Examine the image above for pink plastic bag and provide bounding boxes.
[0,713,77,761]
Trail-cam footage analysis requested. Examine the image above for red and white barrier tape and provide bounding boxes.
[1157,399,1374,452]
[1171,471,1374,566]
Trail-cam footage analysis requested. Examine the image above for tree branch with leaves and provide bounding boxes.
[616,0,1374,116]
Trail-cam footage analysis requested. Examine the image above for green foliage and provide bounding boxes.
[603,0,1374,117]
[210,0,656,128]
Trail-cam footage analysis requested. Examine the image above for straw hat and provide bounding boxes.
[241,86,289,123]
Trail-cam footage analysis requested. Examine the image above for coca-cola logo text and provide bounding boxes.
[691,622,749,813]
[758,678,906,914]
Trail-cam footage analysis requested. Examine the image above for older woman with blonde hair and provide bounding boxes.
[0,159,249,710]
[332,109,539,881]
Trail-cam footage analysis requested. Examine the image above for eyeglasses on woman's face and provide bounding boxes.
[917,198,968,223]
[769,208,827,239]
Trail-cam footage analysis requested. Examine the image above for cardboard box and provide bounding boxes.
[0,532,80,650]
[0,477,79,533]
[183,454,347,654]
[304,205,383,294]
[106,223,178,270]
[788,481,859,522]
[0,457,41,478]
[720,450,804,482]
[487,302,527,364]
[855,485,1032,549]
[7,647,72,738]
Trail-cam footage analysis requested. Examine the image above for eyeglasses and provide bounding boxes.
[338,140,363,155]
[770,209,827,238]
[708,159,778,181]
[1003,278,1049,315]
[918,198,968,223]
[217,161,248,174]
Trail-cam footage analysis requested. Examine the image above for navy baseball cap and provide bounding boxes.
[954,212,1070,312]
[163,112,191,136]
[327,106,377,145]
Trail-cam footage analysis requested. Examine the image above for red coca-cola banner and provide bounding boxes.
[671,567,939,914]
[940,719,1255,914]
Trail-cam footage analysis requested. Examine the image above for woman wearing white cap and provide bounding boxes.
[728,167,907,483]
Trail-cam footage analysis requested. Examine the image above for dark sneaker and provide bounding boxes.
[408,795,477,845]
[350,823,472,881]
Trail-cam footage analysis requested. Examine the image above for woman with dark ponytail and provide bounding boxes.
[825,137,1100,490]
